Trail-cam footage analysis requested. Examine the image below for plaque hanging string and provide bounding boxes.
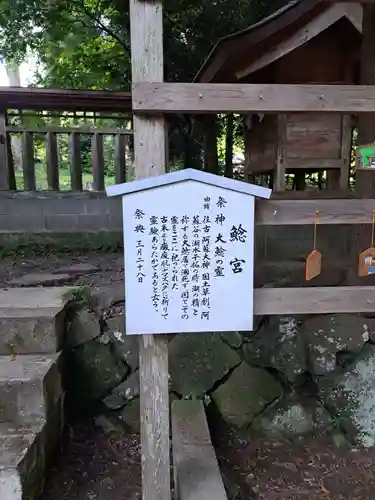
[313,210,319,251]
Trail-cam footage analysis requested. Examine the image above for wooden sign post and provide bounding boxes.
[107,2,271,499]
[107,169,270,498]
[130,1,169,499]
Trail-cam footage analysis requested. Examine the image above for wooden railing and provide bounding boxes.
[5,126,133,191]
[0,87,133,192]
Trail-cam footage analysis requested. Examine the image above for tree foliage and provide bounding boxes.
[0,0,284,175]
[0,0,283,89]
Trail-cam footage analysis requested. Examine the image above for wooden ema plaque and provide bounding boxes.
[358,247,375,277]
[306,249,322,281]
[358,210,375,277]
[306,211,322,281]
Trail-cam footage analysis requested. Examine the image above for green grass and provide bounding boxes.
[14,164,116,191]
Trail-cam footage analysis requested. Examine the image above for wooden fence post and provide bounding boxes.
[46,132,59,190]
[69,132,83,191]
[0,111,11,190]
[22,131,36,191]
[115,134,127,184]
[129,1,171,500]
[91,133,105,191]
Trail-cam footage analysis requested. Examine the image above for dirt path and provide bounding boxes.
[0,252,124,288]
[213,422,375,500]
[41,420,141,500]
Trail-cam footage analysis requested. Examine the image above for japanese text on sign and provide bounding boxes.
[123,181,254,334]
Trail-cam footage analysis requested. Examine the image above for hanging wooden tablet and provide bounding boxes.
[306,211,322,281]
[358,210,375,277]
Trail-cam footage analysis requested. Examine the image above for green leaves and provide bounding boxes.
[0,0,283,89]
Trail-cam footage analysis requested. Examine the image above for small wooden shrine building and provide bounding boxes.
[196,1,363,191]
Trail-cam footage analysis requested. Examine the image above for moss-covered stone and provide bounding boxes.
[117,399,140,432]
[252,394,331,436]
[243,316,306,384]
[105,315,139,371]
[65,338,128,409]
[169,333,240,397]
[301,314,371,375]
[65,309,101,348]
[103,371,140,410]
[317,344,375,447]
[212,362,283,428]
[220,332,243,349]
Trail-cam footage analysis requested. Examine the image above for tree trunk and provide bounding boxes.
[203,115,219,174]
[224,114,233,178]
[357,4,375,197]
[5,61,22,172]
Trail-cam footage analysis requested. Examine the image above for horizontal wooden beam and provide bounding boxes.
[132,83,375,114]
[255,198,375,225]
[254,286,375,315]
[0,87,132,113]
[284,158,344,170]
[6,126,133,135]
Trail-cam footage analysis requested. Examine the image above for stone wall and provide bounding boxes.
[0,192,359,263]
[0,192,122,233]
[63,284,375,447]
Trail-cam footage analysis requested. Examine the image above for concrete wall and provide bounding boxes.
[0,192,355,261]
[0,192,122,233]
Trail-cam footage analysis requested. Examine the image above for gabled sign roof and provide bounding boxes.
[106,168,272,199]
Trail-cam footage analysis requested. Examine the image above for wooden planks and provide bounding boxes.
[0,87,132,112]
[284,159,344,170]
[115,134,127,184]
[5,132,16,190]
[91,133,105,191]
[235,3,356,80]
[46,132,59,190]
[21,131,36,191]
[6,126,132,135]
[69,132,82,191]
[255,198,375,225]
[339,114,352,190]
[172,400,228,500]
[0,111,10,190]
[130,1,171,500]
[132,83,375,114]
[254,286,375,315]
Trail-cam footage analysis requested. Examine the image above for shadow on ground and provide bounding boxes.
[41,419,141,500]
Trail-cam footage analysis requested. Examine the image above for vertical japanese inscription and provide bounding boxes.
[130,188,251,330]
[191,214,201,318]
[180,215,190,320]
[160,216,169,319]
[149,215,159,311]
[229,222,247,275]
[201,197,211,320]
[171,216,179,292]
[214,196,227,279]
[134,209,146,283]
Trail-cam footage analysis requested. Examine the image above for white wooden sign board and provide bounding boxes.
[107,169,271,335]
